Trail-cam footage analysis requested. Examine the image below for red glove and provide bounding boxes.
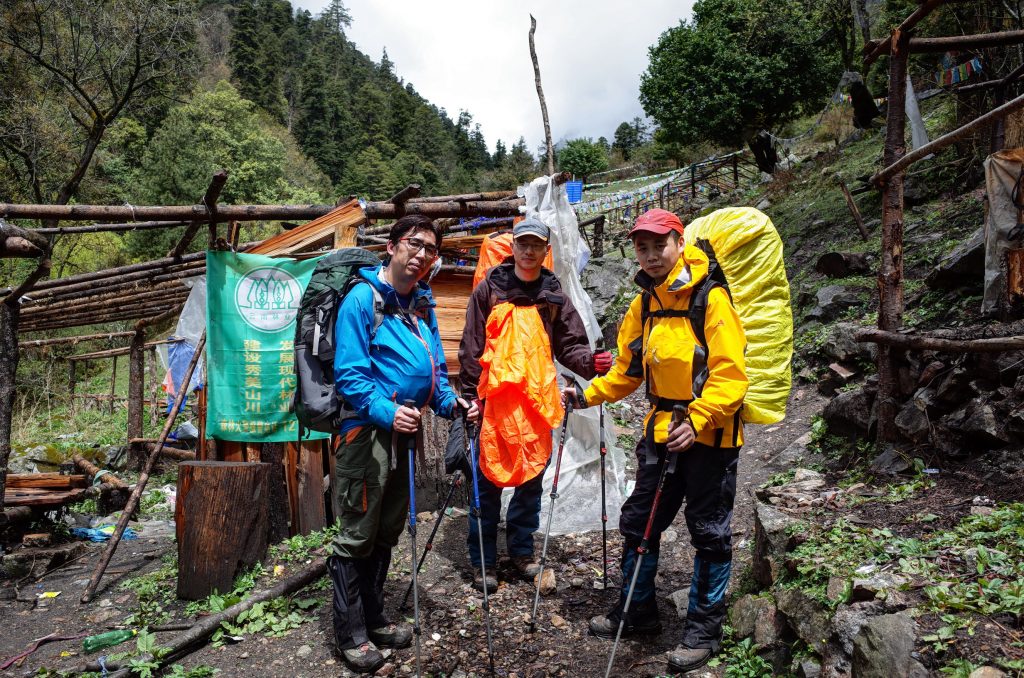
[593,350,613,375]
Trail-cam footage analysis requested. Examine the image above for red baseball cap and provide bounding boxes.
[628,208,685,238]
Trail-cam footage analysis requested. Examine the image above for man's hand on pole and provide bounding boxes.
[666,417,695,453]
[458,397,482,424]
[393,404,422,433]
[559,382,588,409]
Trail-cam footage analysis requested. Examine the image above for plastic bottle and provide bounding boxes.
[82,628,136,653]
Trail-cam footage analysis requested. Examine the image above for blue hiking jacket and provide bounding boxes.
[333,264,458,432]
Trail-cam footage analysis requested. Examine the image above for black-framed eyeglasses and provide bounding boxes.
[399,237,439,258]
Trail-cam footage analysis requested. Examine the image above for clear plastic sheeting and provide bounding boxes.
[983,149,1024,315]
[511,174,628,536]
[158,276,206,391]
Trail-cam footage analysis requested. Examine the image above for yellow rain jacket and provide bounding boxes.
[584,245,748,448]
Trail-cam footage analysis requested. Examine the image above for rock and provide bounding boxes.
[894,398,930,443]
[0,541,87,579]
[969,668,1007,678]
[757,198,771,211]
[570,577,583,588]
[417,511,434,523]
[926,227,985,290]
[958,398,1011,448]
[935,368,975,407]
[806,285,866,322]
[536,567,556,595]
[869,445,912,475]
[668,589,690,619]
[815,252,872,279]
[850,574,907,602]
[550,613,567,628]
[730,594,783,645]
[753,502,802,587]
[661,528,678,544]
[296,644,312,658]
[776,587,830,653]
[851,612,922,678]
[582,257,639,343]
[376,663,396,677]
[826,577,849,604]
[797,658,823,678]
[823,387,875,440]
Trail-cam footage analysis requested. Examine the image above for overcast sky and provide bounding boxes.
[290,0,695,153]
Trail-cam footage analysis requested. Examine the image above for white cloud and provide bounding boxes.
[289,0,694,153]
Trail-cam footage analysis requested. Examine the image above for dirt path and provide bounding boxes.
[0,390,823,678]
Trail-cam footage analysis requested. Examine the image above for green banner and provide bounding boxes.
[206,251,328,442]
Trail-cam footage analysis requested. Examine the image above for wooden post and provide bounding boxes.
[593,215,605,259]
[835,174,870,241]
[175,461,269,600]
[148,347,159,428]
[261,443,290,544]
[691,165,697,198]
[876,30,910,443]
[284,441,327,536]
[108,355,118,415]
[68,361,77,414]
[197,385,207,461]
[529,15,555,176]
[127,329,145,464]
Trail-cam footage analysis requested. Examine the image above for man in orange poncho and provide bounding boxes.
[459,216,612,590]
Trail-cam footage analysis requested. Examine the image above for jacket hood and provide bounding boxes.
[633,244,710,296]
[358,263,437,310]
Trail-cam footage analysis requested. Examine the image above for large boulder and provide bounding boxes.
[806,285,867,322]
[945,397,1010,449]
[926,227,985,291]
[894,396,931,443]
[731,594,786,647]
[581,256,638,345]
[851,612,927,678]
[823,387,875,440]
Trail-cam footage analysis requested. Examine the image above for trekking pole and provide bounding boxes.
[399,469,463,611]
[528,397,574,633]
[599,394,609,592]
[402,400,423,678]
[465,413,496,676]
[604,403,688,678]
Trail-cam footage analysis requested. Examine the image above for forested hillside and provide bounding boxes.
[0,0,537,265]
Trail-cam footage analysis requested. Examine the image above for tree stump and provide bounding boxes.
[176,461,269,600]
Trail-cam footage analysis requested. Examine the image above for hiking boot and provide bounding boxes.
[511,555,541,579]
[666,645,714,673]
[341,641,385,673]
[368,622,412,649]
[588,608,662,639]
[472,567,498,592]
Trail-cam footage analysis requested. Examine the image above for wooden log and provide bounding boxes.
[855,328,1024,352]
[21,302,185,332]
[141,443,195,461]
[362,216,514,237]
[20,331,135,348]
[175,461,269,600]
[815,252,872,278]
[81,332,206,604]
[83,560,327,677]
[6,473,88,489]
[871,91,1024,186]
[65,338,176,362]
[877,31,910,444]
[0,220,49,258]
[411,191,517,203]
[862,0,944,66]
[169,170,228,260]
[24,288,189,321]
[30,270,199,306]
[835,174,870,241]
[72,454,128,489]
[32,220,188,235]
[29,250,207,293]
[363,199,523,219]
[389,184,421,206]
[0,505,33,528]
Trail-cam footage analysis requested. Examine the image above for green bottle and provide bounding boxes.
[82,628,136,653]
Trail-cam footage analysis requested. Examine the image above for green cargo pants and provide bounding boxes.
[331,425,411,559]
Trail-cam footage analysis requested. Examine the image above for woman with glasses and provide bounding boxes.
[329,214,474,673]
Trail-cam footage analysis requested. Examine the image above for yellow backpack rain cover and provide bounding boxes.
[684,207,792,424]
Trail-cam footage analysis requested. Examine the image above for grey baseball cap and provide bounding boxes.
[512,217,550,241]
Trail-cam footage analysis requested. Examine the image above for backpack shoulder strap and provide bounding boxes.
[687,272,731,351]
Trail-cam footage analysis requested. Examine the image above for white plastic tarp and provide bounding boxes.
[511,175,629,536]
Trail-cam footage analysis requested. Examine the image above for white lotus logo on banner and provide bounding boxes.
[234,266,301,332]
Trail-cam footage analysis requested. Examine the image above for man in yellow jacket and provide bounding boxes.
[564,208,747,674]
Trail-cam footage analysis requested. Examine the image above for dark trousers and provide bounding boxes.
[618,439,739,649]
[466,454,547,568]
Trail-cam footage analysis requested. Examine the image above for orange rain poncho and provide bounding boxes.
[477,302,564,487]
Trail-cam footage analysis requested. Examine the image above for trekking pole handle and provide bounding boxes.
[667,403,689,474]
